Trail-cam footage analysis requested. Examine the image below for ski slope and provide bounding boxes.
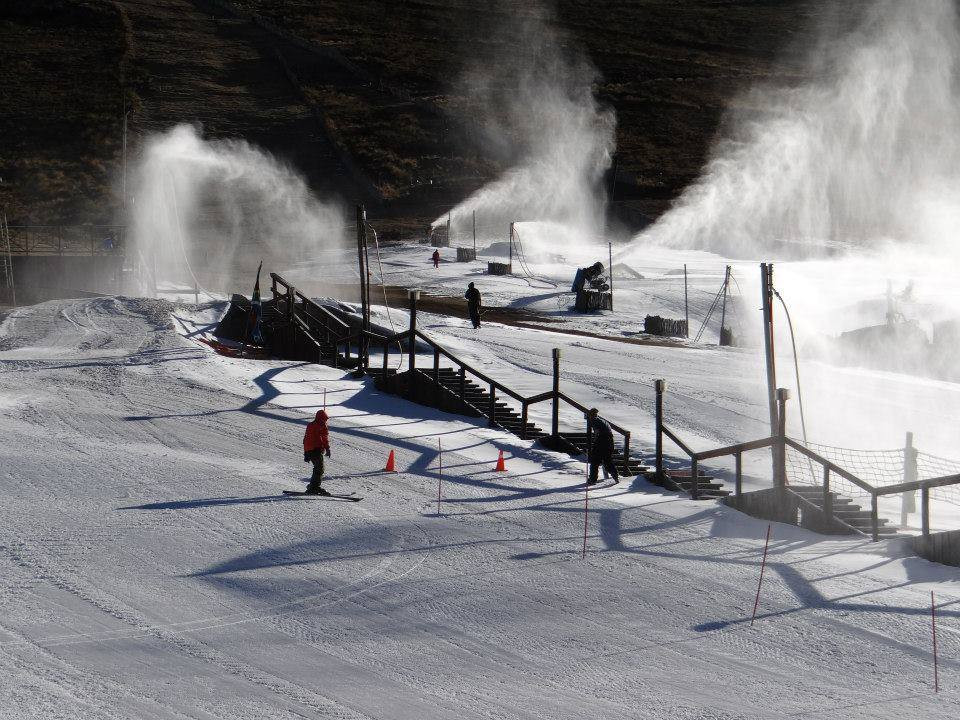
[1,296,960,718]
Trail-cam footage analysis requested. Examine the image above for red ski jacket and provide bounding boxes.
[303,410,330,452]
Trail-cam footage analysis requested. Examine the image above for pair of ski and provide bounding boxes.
[282,490,361,502]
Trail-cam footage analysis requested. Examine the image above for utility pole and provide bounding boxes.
[508,222,514,273]
[760,263,779,440]
[683,264,689,338]
[356,205,369,370]
[472,210,476,253]
[719,265,730,344]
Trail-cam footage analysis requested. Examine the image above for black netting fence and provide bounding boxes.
[785,439,960,506]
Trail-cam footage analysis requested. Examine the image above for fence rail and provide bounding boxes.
[7,225,125,256]
[655,381,960,541]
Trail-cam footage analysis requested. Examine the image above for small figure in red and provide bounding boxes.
[432,249,440,268]
[303,410,331,495]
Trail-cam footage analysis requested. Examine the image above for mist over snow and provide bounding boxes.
[435,2,615,261]
[620,0,960,374]
[628,0,960,261]
[130,124,347,294]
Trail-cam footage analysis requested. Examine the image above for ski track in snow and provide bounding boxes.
[1,294,960,718]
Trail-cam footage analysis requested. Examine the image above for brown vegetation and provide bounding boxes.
[0,1,134,224]
[2,0,828,228]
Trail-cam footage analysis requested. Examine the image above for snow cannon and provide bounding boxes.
[572,261,612,312]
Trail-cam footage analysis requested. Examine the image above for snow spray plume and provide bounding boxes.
[436,3,615,258]
[628,0,960,259]
[130,124,346,296]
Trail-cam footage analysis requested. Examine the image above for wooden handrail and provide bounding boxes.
[414,329,526,402]
[695,436,776,461]
[292,315,323,350]
[525,390,554,405]
[362,328,409,344]
[269,272,290,292]
[661,425,696,458]
[873,471,960,497]
[556,391,630,436]
[295,290,349,332]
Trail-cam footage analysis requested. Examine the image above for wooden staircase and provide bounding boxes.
[433,368,548,440]
[647,468,730,499]
[409,367,659,478]
[789,485,899,537]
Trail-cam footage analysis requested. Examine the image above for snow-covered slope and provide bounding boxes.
[1,297,959,718]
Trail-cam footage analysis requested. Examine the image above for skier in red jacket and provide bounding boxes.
[432,249,440,268]
[303,410,331,495]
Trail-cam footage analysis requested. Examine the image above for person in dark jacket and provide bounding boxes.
[303,409,331,495]
[465,282,482,329]
[587,408,619,485]
[432,249,441,268]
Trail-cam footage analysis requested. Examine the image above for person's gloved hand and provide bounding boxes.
[325,448,332,458]
[304,451,310,463]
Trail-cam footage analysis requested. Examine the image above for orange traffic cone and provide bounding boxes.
[494,450,506,472]
[384,449,396,472]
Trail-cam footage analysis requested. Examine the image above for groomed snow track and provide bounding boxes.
[1,297,958,719]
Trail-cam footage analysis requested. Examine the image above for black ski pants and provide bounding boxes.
[589,442,618,483]
[468,304,481,329]
[307,449,325,488]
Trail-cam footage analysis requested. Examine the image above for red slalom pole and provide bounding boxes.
[437,438,442,516]
[932,590,940,693]
[751,523,772,626]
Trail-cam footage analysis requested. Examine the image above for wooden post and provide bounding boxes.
[586,413,593,475]
[655,379,666,479]
[488,384,496,428]
[508,222,514,273]
[437,438,443,517]
[735,451,743,497]
[622,431,630,475]
[683,264,689,338]
[691,457,699,500]
[407,289,419,373]
[823,466,833,526]
[383,341,389,372]
[902,431,917,528]
[870,493,879,542]
[458,366,465,400]
[433,347,441,406]
[776,388,790,488]
[521,402,529,440]
[922,485,930,536]
[472,210,476,253]
[551,349,561,440]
